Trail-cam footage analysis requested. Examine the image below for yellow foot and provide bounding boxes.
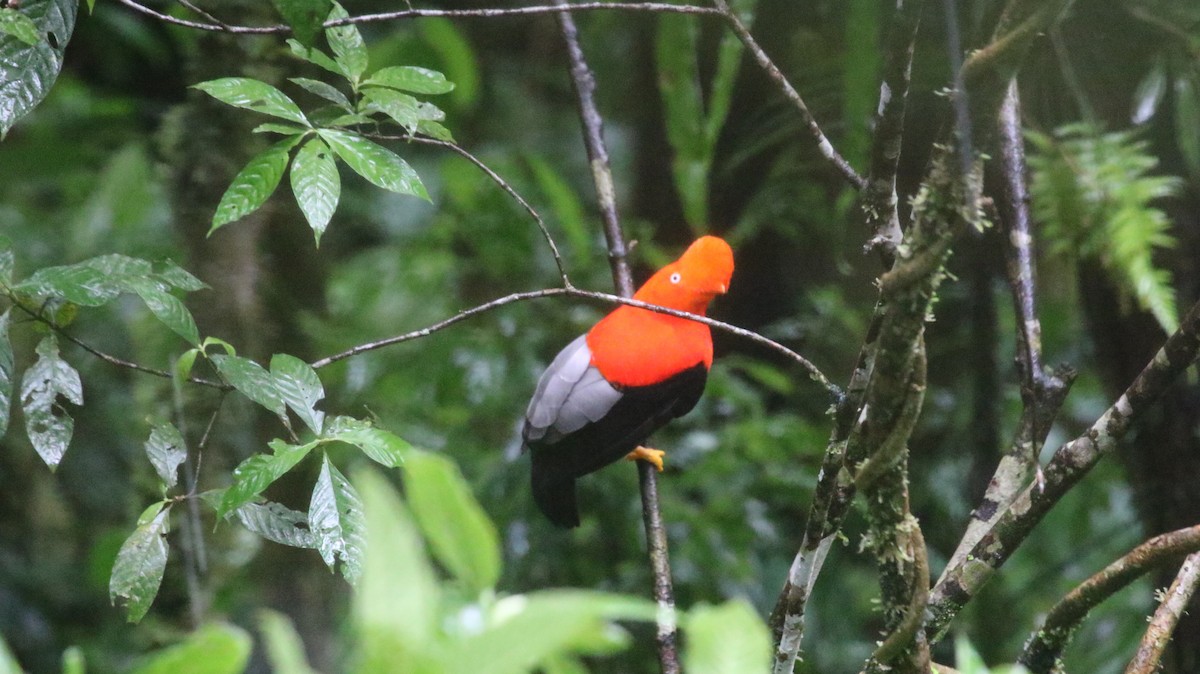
[626,446,665,472]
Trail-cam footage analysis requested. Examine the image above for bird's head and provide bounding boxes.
[635,235,734,314]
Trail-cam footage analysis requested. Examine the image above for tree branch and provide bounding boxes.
[552,5,673,671]
[1125,552,1200,674]
[710,0,867,190]
[114,0,721,34]
[1020,525,1200,673]
[927,295,1200,641]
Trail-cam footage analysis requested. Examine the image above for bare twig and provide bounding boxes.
[1126,553,1200,674]
[864,0,924,260]
[710,0,867,190]
[553,5,674,668]
[1021,525,1200,673]
[115,0,721,34]
[171,374,209,627]
[175,0,229,29]
[369,133,571,287]
[927,295,1200,641]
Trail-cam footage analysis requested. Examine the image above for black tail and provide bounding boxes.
[531,454,580,528]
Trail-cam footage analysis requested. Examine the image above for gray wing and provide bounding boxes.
[523,334,622,445]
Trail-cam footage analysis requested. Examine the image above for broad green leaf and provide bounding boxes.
[20,335,82,470]
[218,439,318,517]
[128,278,201,347]
[309,455,365,583]
[287,39,342,77]
[156,259,208,292]
[259,610,318,674]
[0,310,11,438]
[954,634,989,674]
[324,416,412,467]
[0,8,39,46]
[0,238,12,284]
[211,136,302,233]
[289,137,341,245]
[137,501,166,526]
[109,508,169,623]
[0,633,23,674]
[325,2,367,84]
[317,129,428,200]
[144,421,187,490]
[361,88,445,133]
[201,336,236,356]
[454,592,655,674]
[192,77,308,125]
[236,501,316,548]
[272,0,331,47]
[0,0,77,138]
[15,263,122,306]
[289,77,352,109]
[363,66,455,95]
[683,600,771,674]
[128,623,251,674]
[211,354,286,417]
[271,353,326,434]
[175,349,199,382]
[353,469,439,668]
[253,122,308,135]
[416,119,454,142]
[61,646,84,674]
[405,451,500,592]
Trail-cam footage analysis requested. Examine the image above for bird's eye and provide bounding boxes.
[669,272,681,284]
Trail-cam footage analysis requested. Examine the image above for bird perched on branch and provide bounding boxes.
[522,236,734,527]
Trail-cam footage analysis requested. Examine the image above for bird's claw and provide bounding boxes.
[627,446,665,472]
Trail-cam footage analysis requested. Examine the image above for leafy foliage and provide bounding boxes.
[0,0,76,137]
[1028,124,1182,332]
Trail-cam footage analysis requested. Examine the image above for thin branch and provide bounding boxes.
[552,5,675,668]
[174,0,229,29]
[710,0,867,190]
[1126,552,1200,674]
[115,0,720,34]
[864,0,924,260]
[1021,525,1200,673]
[927,295,1200,642]
[369,133,571,287]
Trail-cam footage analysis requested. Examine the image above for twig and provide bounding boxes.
[175,0,229,28]
[552,5,674,670]
[710,0,867,190]
[369,133,571,287]
[115,0,721,34]
[1021,525,1200,673]
[863,0,924,261]
[1125,552,1200,674]
[171,373,209,627]
[927,295,1200,642]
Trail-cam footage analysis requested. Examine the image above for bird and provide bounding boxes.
[522,235,734,527]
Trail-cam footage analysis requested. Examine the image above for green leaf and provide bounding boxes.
[20,335,82,470]
[0,0,77,138]
[353,469,439,668]
[684,600,771,674]
[404,451,500,593]
[954,634,989,674]
[324,416,412,467]
[309,454,365,584]
[259,610,318,674]
[289,137,341,245]
[0,8,40,46]
[361,87,444,133]
[15,263,122,306]
[271,353,325,434]
[289,76,352,109]
[155,259,208,292]
[128,278,201,347]
[253,122,309,135]
[0,310,12,438]
[455,592,656,674]
[61,646,84,674]
[192,77,308,125]
[325,2,367,84]
[145,421,187,490]
[201,336,236,356]
[416,119,454,142]
[0,238,13,284]
[272,0,331,47]
[317,129,428,200]
[211,354,287,417]
[235,501,316,548]
[128,624,251,674]
[109,508,169,623]
[175,349,199,382]
[417,18,479,107]
[363,66,454,95]
[0,633,22,674]
[211,136,302,233]
[218,439,318,517]
[287,39,343,77]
